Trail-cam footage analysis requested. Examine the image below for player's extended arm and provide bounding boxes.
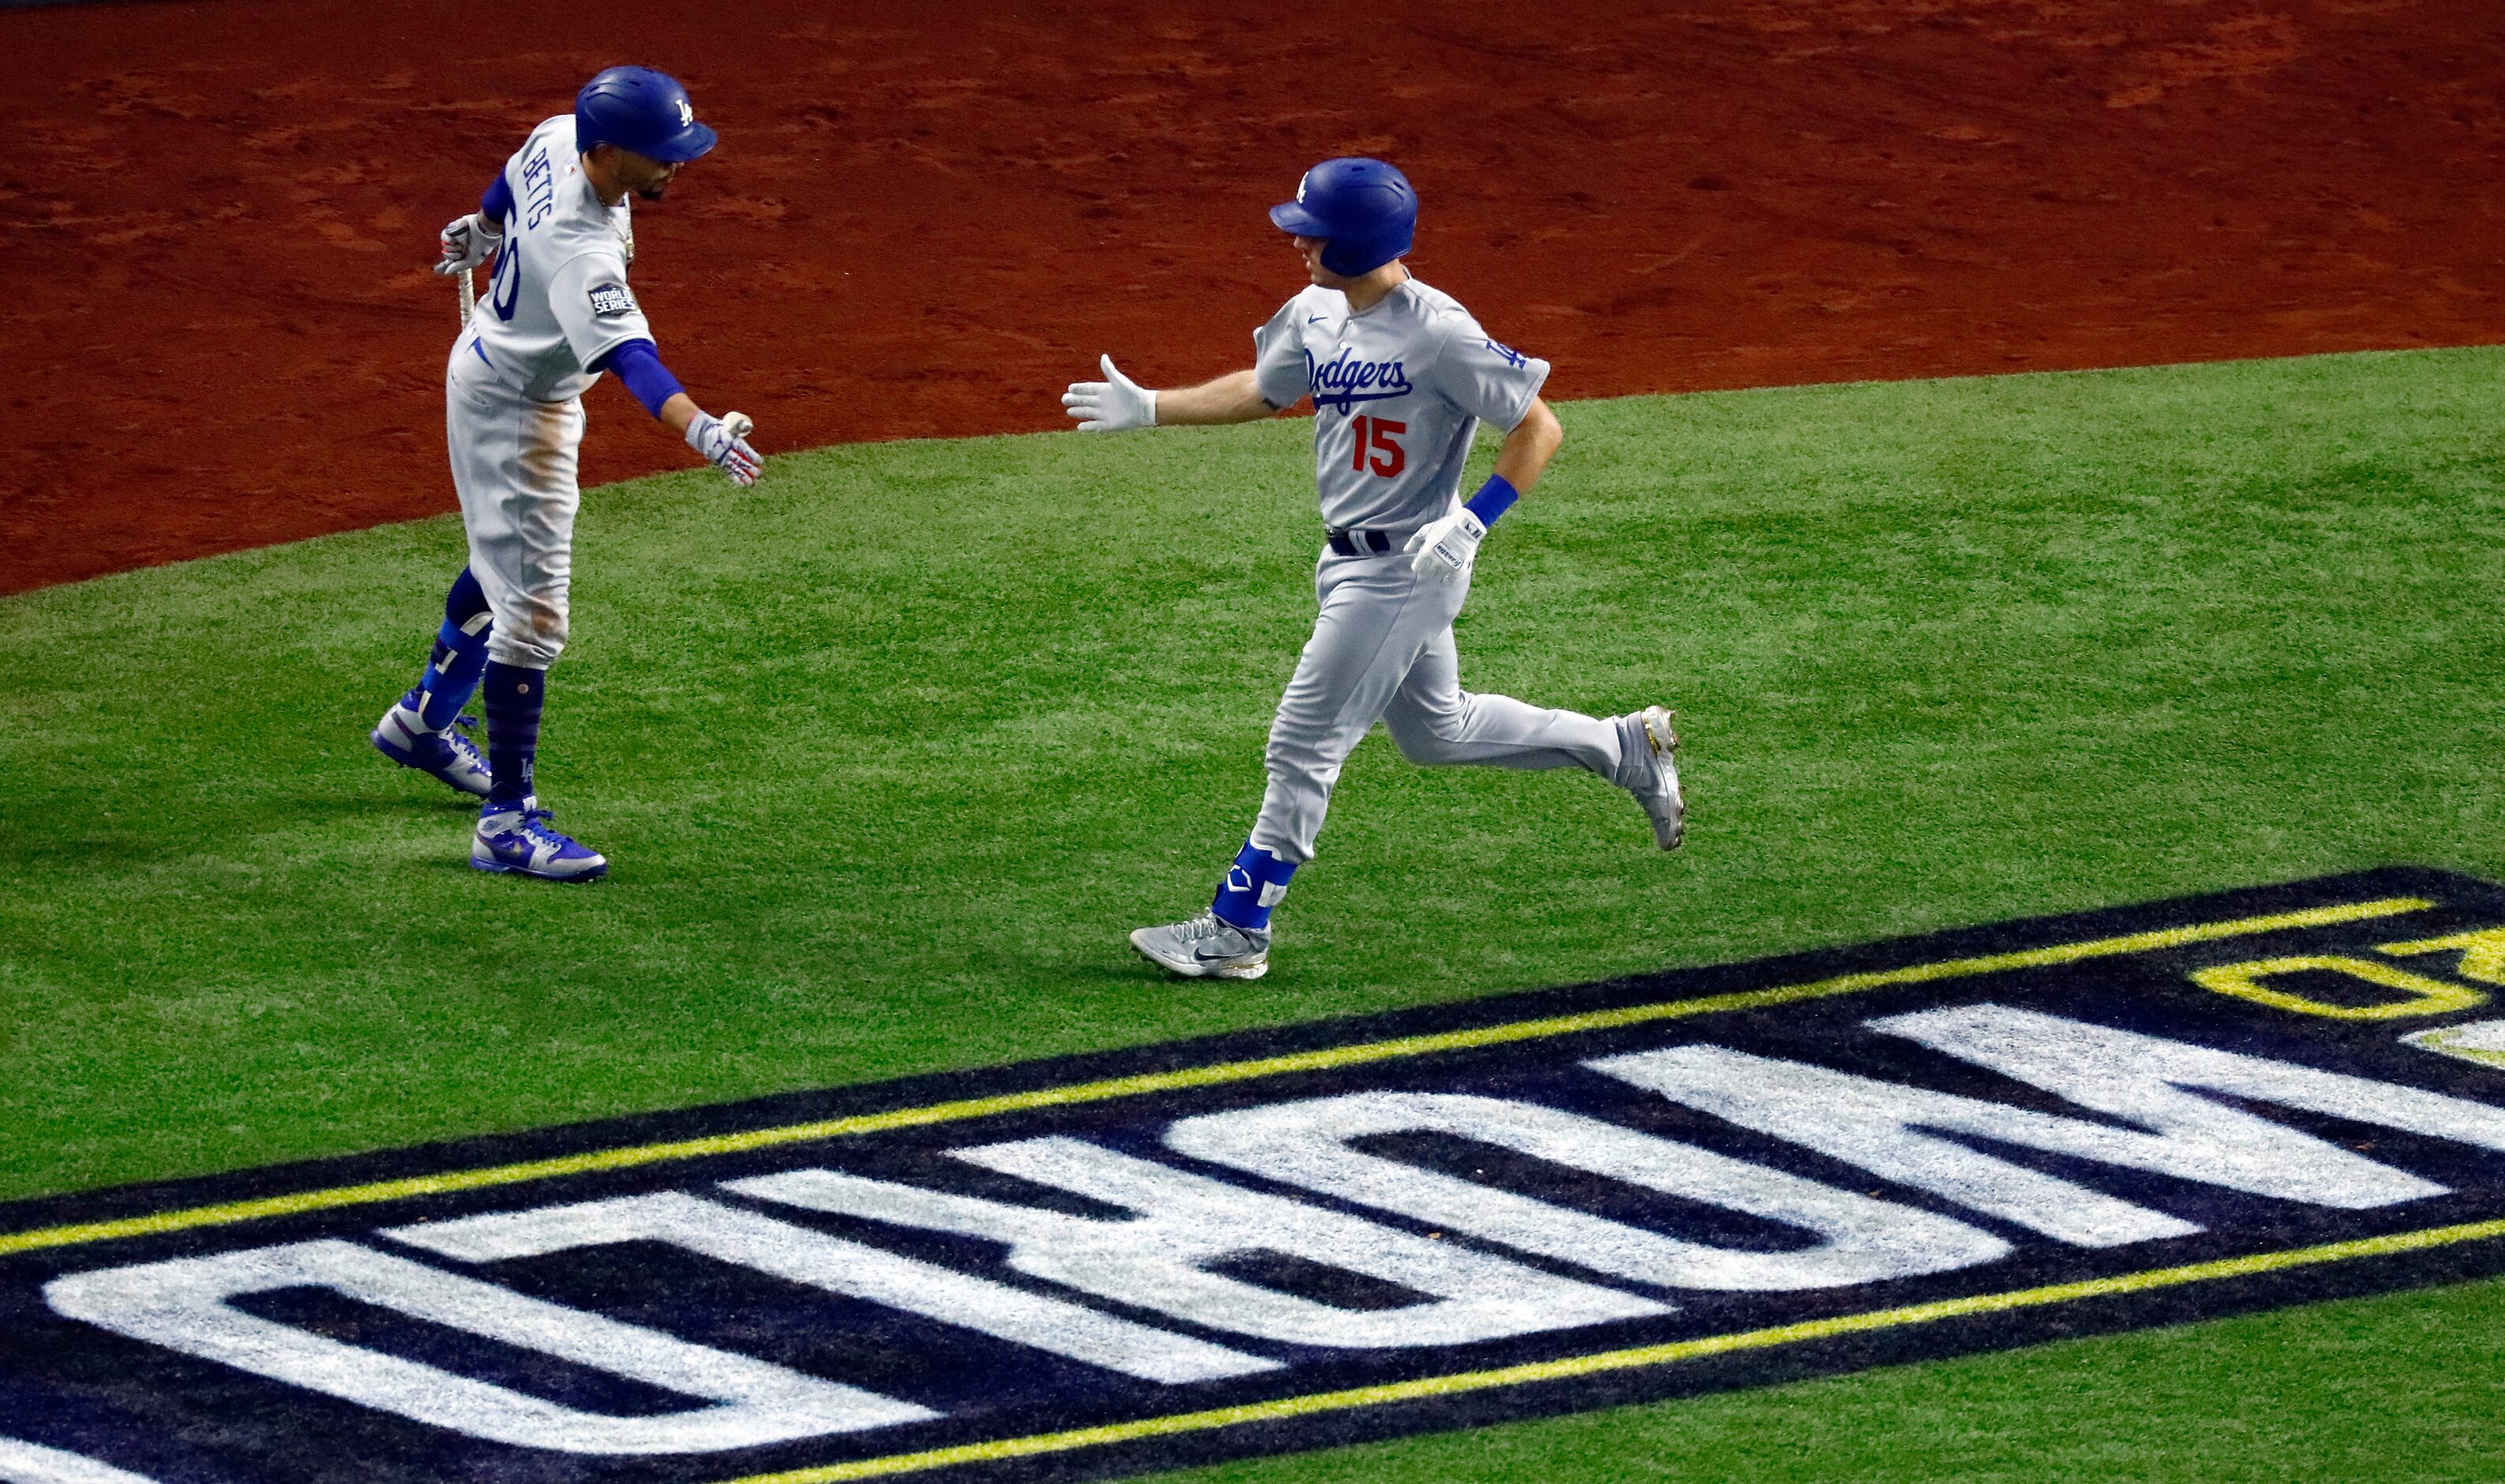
[1062,357,1275,432]
[1409,397,1565,581]
[595,339,763,487]
[1153,368,1277,426]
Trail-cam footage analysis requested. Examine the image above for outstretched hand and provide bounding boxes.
[1062,354,1157,432]
[687,411,762,487]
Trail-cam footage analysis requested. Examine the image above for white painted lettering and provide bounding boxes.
[43,1239,932,1454]
[1592,1004,2505,1247]
[388,1192,1275,1384]
[1165,1092,2010,1290]
[729,1136,1664,1350]
[0,1438,160,1484]
[1883,1001,2505,1169]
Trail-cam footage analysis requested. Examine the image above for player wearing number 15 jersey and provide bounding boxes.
[1064,156,1684,981]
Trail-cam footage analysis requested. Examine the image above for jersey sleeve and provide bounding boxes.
[480,170,515,227]
[547,250,653,371]
[1423,315,1551,431]
[1250,296,1310,409]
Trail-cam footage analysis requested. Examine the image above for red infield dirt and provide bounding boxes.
[2,0,2499,594]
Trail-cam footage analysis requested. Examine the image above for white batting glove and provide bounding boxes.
[435,213,502,277]
[1406,507,1487,582]
[687,411,762,487]
[1062,354,1157,432]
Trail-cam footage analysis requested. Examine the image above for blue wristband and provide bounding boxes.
[1464,474,1520,528]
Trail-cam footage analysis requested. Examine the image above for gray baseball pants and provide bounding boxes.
[447,330,585,671]
[1247,545,1625,864]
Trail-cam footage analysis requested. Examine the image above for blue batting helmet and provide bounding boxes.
[1269,157,1417,277]
[574,66,718,164]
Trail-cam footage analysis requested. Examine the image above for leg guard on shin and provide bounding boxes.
[416,567,494,731]
[480,659,546,808]
[1211,840,1298,932]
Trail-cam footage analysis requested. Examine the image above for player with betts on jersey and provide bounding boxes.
[369,66,760,881]
[1064,156,1684,981]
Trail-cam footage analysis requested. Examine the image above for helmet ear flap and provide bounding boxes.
[1316,209,1414,277]
[1317,235,1381,277]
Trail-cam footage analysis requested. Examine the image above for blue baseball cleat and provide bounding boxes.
[371,696,492,798]
[472,797,608,882]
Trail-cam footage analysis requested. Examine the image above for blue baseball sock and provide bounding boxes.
[1211,841,1297,932]
[480,660,546,808]
[411,567,492,730]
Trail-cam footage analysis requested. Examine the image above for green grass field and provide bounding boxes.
[6,346,2505,1478]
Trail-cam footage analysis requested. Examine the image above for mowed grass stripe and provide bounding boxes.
[0,895,2428,1256]
[716,1214,2505,1484]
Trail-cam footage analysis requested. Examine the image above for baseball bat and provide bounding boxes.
[458,267,476,326]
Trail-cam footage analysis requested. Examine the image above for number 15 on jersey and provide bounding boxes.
[1348,414,1406,477]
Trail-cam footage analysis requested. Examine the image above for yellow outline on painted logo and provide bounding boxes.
[714,1211,2505,1483]
[0,895,2432,1259]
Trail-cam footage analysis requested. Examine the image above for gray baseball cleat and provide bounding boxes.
[1629,704,1684,851]
[1130,911,1271,980]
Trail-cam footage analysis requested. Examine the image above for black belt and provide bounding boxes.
[1325,527,1397,556]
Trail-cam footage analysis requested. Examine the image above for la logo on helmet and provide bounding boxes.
[676,98,694,126]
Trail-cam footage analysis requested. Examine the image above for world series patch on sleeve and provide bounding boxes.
[12,866,2505,1483]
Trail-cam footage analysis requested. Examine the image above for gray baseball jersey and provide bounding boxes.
[1234,274,1626,867]
[450,113,651,670]
[472,115,653,404]
[1252,278,1551,533]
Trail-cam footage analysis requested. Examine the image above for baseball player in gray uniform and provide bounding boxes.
[1064,156,1682,981]
[369,66,760,881]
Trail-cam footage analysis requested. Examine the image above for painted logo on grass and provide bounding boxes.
[10,867,2505,1483]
